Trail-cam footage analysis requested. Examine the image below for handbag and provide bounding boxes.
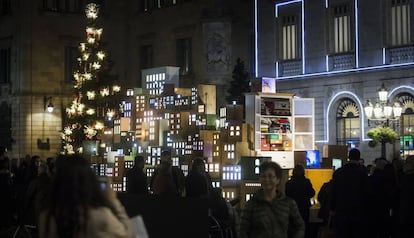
[317,214,335,238]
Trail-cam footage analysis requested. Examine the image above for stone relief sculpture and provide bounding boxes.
[203,22,231,74]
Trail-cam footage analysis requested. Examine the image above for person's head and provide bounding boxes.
[46,157,55,174]
[0,146,7,158]
[160,150,171,162]
[31,155,41,167]
[159,150,172,171]
[374,157,388,170]
[348,148,360,161]
[38,161,49,176]
[259,161,282,191]
[403,155,414,174]
[191,158,205,172]
[292,164,305,177]
[134,155,145,169]
[44,154,112,237]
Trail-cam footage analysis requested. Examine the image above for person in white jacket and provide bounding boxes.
[38,154,133,238]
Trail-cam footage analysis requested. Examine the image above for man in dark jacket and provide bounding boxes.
[285,164,315,238]
[330,148,368,238]
[125,155,148,195]
[285,164,315,223]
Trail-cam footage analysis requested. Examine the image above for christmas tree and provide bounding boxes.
[62,2,122,154]
[226,57,250,105]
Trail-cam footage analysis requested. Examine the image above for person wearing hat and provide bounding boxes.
[330,148,369,238]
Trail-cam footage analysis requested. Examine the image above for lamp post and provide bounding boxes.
[364,83,402,158]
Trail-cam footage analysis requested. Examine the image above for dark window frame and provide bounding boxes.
[176,37,193,76]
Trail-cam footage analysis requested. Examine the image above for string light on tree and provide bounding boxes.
[62,2,122,154]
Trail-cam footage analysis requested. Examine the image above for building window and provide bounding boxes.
[222,165,241,181]
[396,93,414,156]
[42,0,96,13]
[0,102,11,150]
[64,46,78,82]
[332,4,352,53]
[391,0,411,46]
[0,48,11,84]
[64,0,84,13]
[281,15,298,60]
[229,125,241,137]
[0,0,11,15]
[43,0,58,11]
[140,45,153,70]
[176,38,192,75]
[336,98,360,149]
[224,144,235,160]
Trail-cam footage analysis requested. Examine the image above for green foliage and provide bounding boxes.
[367,126,398,144]
[226,58,250,105]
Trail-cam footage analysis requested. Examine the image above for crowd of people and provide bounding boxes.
[0,149,237,238]
[0,149,56,235]
[2,146,414,238]
[317,149,414,238]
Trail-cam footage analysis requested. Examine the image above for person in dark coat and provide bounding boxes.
[317,178,333,225]
[330,148,369,238]
[285,164,315,223]
[0,157,14,230]
[285,164,315,238]
[150,150,185,196]
[185,157,213,198]
[125,155,148,195]
[398,155,414,238]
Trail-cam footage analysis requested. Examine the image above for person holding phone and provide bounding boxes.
[38,154,133,238]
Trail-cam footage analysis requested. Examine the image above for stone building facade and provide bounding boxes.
[255,0,414,162]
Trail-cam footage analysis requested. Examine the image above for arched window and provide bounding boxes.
[396,93,414,156]
[336,98,360,149]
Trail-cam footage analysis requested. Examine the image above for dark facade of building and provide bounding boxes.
[0,0,253,158]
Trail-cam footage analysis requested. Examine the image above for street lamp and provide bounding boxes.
[364,83,402,126]
[364,83,402,158]
[44,96,54,113]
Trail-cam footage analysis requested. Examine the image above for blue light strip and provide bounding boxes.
[325,0,329,8]
[301,0,305,74]
[355,0,359,68]
[276,62,279,78]
[325,55,329,71]
[388,85,414,98]
[276,61,414,80]
[382,48,386,64]
[275,0,302,12]
[315,91,370,143]
[255,0,258,77]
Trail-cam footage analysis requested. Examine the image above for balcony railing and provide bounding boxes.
[388,45,414,64]
[278,60,302,77]
[329,53,355,71]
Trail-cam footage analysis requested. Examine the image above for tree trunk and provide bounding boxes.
[381,140,386,159]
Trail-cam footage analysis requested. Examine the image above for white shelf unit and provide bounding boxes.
[245,93,314,169]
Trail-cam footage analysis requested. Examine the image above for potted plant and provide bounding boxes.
[367,125,398,158]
